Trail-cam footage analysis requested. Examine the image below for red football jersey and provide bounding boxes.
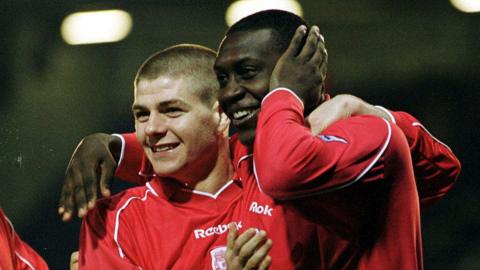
[80,148,332,269]
[81,92,460,269]
[254,89,424,269]
[0,208,49,270]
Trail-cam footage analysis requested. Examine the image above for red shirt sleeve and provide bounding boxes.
[79,196,141,270]
[114,133,151,185]
[0,208,49,270]
[384,109,461,207]
[254,89,391,199]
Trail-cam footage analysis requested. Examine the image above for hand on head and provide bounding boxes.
[270,25,328,114]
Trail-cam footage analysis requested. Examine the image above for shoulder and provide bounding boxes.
[322,115,392,150]
[85,185,153,228]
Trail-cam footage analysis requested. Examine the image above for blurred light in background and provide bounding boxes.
[450,0,480,13]
[61,9,133,45]
[225,0,303,26]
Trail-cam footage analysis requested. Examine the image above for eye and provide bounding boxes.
[163,107,184,117]
[216,72,228,88]
[238,66,257,79]
[134,111,149,122]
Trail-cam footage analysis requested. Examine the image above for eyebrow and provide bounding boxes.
[215,56,256,70]
[131,99,188,112]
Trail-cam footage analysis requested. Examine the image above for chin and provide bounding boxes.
[151,161,182,177]
[238,130,256,147]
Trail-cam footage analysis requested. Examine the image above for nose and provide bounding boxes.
[219,78,245,110]
[144,113,167,143]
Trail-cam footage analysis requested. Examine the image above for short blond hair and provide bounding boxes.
[134,44,218,105]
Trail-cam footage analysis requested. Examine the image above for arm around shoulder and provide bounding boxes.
[384,110,461,207]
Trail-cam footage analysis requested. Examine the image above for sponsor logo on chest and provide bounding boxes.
[249,201,273,216]
[194,221,242,239]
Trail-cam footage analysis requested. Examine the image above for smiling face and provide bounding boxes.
[214,28,282,146]
[133,75,221,183]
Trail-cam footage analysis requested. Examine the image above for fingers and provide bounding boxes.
[284,25,308,57]
[244,238,272,269]
[227,222,239,251]
[99,157,116,198]
[70,251,79,270]
[74,177,88,218]
[238,230,267,262]
[226,227,273,270]
[58,181,73,221]
[60,163,98,220]
[59,133,117,221]
[232,228,257,256]
[298,25,321,60]
[258,255,272,270]
[84,168,98,211]
[310,28,327,68]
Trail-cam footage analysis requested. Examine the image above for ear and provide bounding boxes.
[212,101,230,134]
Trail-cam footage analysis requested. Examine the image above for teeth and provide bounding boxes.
[153,145,175,152]
[233,110,252,120]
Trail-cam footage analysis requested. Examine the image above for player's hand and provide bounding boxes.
[270,25,328,113]
[58,133,122,221]
[70,251,79,270]
[306,94,390,135]
[225,223,272,270]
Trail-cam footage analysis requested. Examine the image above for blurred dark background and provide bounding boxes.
[0,0,478,269]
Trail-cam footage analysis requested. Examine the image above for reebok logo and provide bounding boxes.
[194,221,242,239]
[249,202,273,216]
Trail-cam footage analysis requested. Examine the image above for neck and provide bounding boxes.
[177,136,233,194]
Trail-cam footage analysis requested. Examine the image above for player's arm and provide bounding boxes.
[306,95,461,207]
[254,90,389,199]
[0,208,49,270]
[376,108,461,207]
[255,26,389,199]
[225,224,272,270]
[59,132,145,221]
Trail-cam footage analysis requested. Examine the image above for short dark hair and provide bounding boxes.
[135,44,218,105]
[226,9,309,53]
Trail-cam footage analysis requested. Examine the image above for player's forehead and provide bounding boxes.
[215,28,277,69]
[133,75,202,108]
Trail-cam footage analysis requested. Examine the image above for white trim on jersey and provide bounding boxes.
[15,251,36,270]
[4,212,15,238]
[146,182,159,197]
[262,88,305,109]
[138,171,155,177]
[112,133,126,168]
[114,189,155,261]
[237,154,253,169]
[253,118,392,200]
[252,161,266,195]
[192,180,235,199]
[412,122,452,151]
[373,108,453,152]
[352,118,392,183]
[3,212,36,270]
[374,106,396,124]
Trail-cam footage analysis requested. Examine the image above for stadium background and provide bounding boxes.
[0,1,478,269]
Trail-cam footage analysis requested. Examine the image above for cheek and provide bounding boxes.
[249,75,270,99]
[135,122,145,138]
[186,117,218,145]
